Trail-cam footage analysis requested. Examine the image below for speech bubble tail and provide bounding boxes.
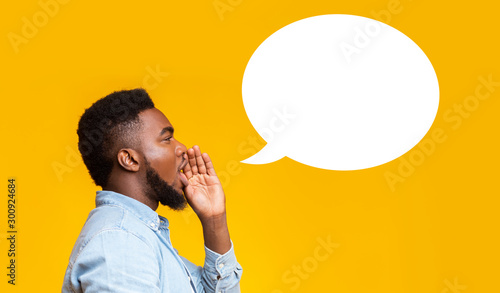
[241,144,285,165]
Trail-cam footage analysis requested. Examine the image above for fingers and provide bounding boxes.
[187,148,198,175]
[184,145,216,176]
[202,153,217,177]
[182,153,193,179]
[194,145,207,174]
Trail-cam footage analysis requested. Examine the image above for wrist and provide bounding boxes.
[200,212,231,254]
[200,212,227,229]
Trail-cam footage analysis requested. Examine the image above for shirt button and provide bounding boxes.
[150,223,155,228]
[218,263,224,269]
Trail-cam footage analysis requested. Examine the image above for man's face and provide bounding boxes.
[138,108,188,209]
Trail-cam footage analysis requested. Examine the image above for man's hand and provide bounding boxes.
[180,145,231,254]
[180,145,225,221]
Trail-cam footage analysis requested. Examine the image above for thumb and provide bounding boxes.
[179,172,190,189]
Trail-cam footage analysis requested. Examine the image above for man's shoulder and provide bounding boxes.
[75,204,157,251]
[63,204,163,293]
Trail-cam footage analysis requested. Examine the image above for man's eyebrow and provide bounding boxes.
[159,126,174,137]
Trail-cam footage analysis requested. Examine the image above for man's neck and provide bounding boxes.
[103,179,158,211]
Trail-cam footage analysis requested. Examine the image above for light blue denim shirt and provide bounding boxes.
[62,190,242,292]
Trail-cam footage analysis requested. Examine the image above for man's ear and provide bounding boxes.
[116,148,141,172]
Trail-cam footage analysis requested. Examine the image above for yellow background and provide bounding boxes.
[1,0,499,292]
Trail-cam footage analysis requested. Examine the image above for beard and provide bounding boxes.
[143,157,187,211]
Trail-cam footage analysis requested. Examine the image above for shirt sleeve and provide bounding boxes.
[178,240,243,293]
[68,229,161,293]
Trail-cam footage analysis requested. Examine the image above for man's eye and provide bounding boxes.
[164,136,173,142]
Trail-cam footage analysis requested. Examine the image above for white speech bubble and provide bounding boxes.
[241,14,439,170]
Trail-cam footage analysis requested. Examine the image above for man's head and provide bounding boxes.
[77,88,188,210]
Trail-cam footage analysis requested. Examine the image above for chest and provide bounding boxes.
[156,228,197,293]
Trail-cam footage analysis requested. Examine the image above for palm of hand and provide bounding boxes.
[181,146,226,220]
[185,173,225,218]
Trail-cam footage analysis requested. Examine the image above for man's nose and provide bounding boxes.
[175,142,187,158]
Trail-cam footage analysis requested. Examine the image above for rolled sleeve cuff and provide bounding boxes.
[204,240,238,279]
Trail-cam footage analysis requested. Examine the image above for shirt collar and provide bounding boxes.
[95,190,169,231]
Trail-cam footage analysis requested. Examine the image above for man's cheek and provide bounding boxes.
[161,159,178,179]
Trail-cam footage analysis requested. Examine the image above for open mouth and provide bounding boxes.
[178,159,188,172]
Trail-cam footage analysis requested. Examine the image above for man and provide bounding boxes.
[62,88,242,292]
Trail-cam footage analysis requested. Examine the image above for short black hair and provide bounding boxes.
[77,88,155,187]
